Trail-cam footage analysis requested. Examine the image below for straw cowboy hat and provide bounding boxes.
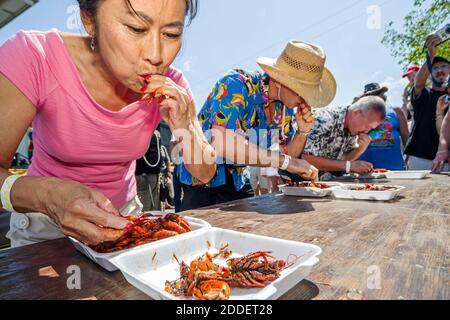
[257,40,337,108]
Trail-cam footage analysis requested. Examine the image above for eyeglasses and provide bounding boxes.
[433,64,449,71]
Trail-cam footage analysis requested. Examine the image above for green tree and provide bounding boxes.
[382,0,450,69]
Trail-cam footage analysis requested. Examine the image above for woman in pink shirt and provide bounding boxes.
[0,0,217,247]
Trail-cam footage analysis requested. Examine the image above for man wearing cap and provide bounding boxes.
[178,41,335,211]
[404,34,450,170]
[301,94,387,175]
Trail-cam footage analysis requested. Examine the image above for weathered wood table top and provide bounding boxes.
[0,174,449,300]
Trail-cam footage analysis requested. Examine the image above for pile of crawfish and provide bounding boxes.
[90,213,191,253]
[164,246,287,300]
[287,181,331,189]
[349,183,398,191]
[370,168,390,174]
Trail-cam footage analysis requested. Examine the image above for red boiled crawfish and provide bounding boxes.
[90,213,191,253]
[165,250,287,300]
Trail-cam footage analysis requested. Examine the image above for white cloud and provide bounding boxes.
[380,76,408,106]
[368,71,382,81]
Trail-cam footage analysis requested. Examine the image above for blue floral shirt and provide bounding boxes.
[179,69,297,190]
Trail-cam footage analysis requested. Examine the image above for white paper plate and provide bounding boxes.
[279,182,343,198]
[351,172,388,179]
[331,184,406,201]
[384,170,430,180]
[110,228,322,300]
[69,212,211,271]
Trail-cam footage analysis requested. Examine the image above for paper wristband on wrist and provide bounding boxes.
[1,175,22,212]
[280,155,291,171]
[345,161,351,174]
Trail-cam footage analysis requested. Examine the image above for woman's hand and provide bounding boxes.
[141,75,191,131]
[287,158,319,181]
[294,103,315,134]
[42,179,129,245]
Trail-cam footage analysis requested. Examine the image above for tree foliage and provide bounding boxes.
[382,0,450,68]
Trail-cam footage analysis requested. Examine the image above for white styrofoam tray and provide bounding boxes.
[279,182,343,198]
[331,184,406,201]
[384,170,430,180]
[110,227,322,300]
[350,172,387,179]
[69,212,211,271]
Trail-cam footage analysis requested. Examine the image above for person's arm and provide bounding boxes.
[285,105,314,158]
[414,35,440,96]
[178,101,217,183]
[285,132,308,158]
[435,96,448,134]
[432,111,450,172]
[438,112,450,152]
[302,154,373,175]
[436,111,445,134]
[343,148,366,161]
[393,107,410,148]
[301,155,346,172]
[144,75,217,184]
[342,133,372,161]
[211,125,318,181]
[0,74,128,244]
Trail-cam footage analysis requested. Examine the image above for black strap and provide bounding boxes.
[426,52,440,88]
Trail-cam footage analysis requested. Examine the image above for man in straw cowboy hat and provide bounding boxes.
[178,40,336,211]
[301,95,387,176]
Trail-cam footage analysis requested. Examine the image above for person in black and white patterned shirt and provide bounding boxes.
[301,96,386,175]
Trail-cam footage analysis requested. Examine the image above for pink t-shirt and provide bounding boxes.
[0,29,193,208]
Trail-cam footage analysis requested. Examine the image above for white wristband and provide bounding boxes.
[1,175,22,212]
[280,155,291,171]
[345,161,352,174]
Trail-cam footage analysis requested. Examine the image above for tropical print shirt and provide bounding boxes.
[303,105,358,160]
[179,69,297,190]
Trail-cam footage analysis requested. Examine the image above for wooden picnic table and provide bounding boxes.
[0,174,448,300]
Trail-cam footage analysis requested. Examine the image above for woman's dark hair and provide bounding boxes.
[77,0,198,25]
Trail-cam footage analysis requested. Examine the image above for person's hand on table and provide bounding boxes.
[287,158,319,181]
[431,150,450,173]
[350,160,374,175]
[43,180,129,245]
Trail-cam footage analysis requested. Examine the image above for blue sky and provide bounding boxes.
[1,0,423,110]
